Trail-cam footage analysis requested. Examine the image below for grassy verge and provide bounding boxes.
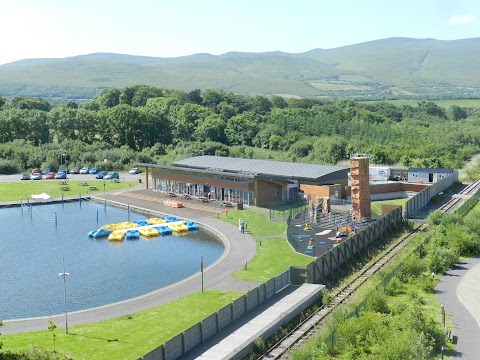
[1,290,242,360]
[0,180,137,202]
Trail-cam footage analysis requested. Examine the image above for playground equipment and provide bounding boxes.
[336,224,352,236]
[304,223,312,230]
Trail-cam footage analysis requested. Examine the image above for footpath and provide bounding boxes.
[435,257,480,359]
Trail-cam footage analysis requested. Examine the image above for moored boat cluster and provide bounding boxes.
[88,216,198,241]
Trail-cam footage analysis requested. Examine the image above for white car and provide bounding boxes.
[129,168,141,174]
[31,172,42,180]
[79,167,89,174]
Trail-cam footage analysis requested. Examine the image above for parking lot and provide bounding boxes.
[0,171,144,183]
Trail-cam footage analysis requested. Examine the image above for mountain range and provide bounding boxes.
[0,37,479,102]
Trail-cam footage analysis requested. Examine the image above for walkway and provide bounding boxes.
[184,284,324,360]
[2,190,258,334]
[435,257,480,359]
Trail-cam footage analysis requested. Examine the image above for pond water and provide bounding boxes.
[0,201,224,319]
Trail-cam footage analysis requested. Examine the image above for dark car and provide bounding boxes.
[104,172,120,180]
[96,171,108,179]
[42,168,51,175]
[70,167,80,174]
[20,173,31,180]
[89,167,100,174]
[55,171,67,179]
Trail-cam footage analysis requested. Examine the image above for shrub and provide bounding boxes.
[398,254,427,282]
[366,291,389,314]
[0,159,19,174]
[385,277,403,296]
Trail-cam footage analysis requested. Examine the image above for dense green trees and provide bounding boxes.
[0,86,480,173]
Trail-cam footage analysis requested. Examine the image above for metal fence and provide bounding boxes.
[139,269,291,360]
[405,172,458,218]
[455,188,480,217]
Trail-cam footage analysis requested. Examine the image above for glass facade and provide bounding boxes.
[151,170,255,205]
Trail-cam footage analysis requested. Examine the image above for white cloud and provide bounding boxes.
[449,15,475,26]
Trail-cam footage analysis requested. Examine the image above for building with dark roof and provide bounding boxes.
[140,156,349,206]
[407,167,452,184]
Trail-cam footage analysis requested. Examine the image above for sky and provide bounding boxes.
[1,0,479,65]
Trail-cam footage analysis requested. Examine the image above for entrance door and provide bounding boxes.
[429,173,434,182]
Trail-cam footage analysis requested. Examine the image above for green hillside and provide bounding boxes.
[0,37,479,102]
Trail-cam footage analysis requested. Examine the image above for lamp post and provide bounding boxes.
[58,257,70,334]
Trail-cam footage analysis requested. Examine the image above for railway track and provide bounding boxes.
[259,180,480,360]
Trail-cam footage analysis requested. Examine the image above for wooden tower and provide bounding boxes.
[350,155,371,219]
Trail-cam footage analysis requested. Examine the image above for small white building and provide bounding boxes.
[407,167,452,184]
[369,166,391,181]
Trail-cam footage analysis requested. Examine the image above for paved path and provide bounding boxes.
[2,190,259,334]
[435,257,480,359]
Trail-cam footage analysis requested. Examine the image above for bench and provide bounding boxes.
[79,182,89,186]
[166,192,177,197]
[181,193,192,200]
[59,181,68,185]
[89,186,98,191]
[221,201,234,207]
[60,186,70,191]
[113,179,120,183]
[197,196,209,203]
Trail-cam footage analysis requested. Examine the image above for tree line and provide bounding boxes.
[0,84,478,173]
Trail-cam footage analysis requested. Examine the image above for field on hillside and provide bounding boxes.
[363,99,480,108]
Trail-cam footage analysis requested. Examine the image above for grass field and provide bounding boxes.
[1,291,242,360]
[371,198,408,215]
[362,99,480,108]
[1,207,308,359]
[0,180,137,202]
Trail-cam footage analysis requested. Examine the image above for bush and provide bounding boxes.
[398,254,427,282]
[366,291,389,314]
[385,277,403,296]
[426,246,458,274]
[0,345,72,359]
[0,159,19,174]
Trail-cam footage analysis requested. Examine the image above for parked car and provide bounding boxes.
[31,173,42,180]
[44,172,56,179]
[70,167,80,174]
[58,167,68,173]
[32,168,41,175]
[104,172,120,180]
[89,167,99,174]
[79,167,89,174]
[129,167,141,174]
[55,171,67,179]
[42,167,51,175]
[96,171,108,179]
[20,173,31,180]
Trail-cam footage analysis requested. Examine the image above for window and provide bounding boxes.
[411,173,418,178]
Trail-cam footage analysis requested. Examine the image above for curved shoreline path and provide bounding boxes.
[435,257,480,359]
[2,190,259,334]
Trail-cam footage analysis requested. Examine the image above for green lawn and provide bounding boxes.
[1,291,242,360]
[223,209,312,282]
[371,198,407,215]
[0,180,137,202]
